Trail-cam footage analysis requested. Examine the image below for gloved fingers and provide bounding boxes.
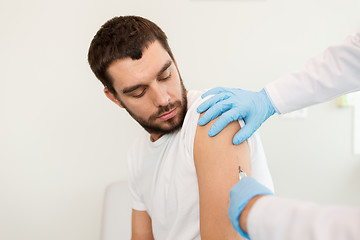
[198,99,232,126]
[232,122,258,145]
[201,87,230,99]
[197,92,230,114]
[208,108,240,136]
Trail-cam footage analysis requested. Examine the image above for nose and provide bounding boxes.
[151,82,170,107]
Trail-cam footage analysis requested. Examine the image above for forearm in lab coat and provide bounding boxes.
[247,196,360,240]
[265,30,360,114]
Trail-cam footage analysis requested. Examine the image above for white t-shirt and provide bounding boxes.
[127,90,274,240]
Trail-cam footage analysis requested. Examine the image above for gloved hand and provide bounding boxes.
[229,177,274,239]
[197,87,276,145]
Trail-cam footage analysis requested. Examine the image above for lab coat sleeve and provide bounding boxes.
[247,196,360,240]
[265,30,360,114]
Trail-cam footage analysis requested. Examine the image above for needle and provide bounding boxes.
[239,166,247,180]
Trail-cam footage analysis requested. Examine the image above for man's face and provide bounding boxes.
[105,41,187,139]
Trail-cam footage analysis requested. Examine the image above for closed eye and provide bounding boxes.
[159,72,171,81]
[133,89,146,98]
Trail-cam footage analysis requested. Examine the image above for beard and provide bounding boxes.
[120,79,188,135]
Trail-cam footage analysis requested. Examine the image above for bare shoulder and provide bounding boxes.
[194,112,251,177]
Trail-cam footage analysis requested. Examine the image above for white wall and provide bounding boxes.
[1,0,359,239]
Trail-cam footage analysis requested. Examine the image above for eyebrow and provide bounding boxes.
[122,60,173,94]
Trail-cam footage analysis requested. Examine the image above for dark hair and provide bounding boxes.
[88,16,175,97]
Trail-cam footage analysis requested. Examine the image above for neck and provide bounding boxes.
[150,133,163,142]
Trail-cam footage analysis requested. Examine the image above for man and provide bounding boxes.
[197,30,360,239]
[88,16,273,239]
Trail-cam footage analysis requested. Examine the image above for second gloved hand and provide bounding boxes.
[197,87,276,145]
[229,177,274,239]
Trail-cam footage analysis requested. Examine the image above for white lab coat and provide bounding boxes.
[266,30,360,114]
[247,196,360,240]
[247,31,360,240]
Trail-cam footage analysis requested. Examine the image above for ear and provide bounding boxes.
[104,88,124,108]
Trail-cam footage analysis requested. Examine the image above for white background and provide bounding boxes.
[1,0,360,239]
[355,93,360,154]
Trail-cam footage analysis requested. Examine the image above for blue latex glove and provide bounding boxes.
[197,87,276,145]
[229,177,274,239]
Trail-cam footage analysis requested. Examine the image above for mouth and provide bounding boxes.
[158,108,177,121]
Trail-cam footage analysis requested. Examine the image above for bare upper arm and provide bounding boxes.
[131,209,154,240]
[194,114,250,240]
